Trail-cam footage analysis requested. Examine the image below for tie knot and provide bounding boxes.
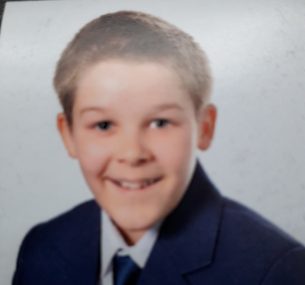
[113,255,141,285]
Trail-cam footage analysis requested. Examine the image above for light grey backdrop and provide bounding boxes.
[1,0,305,284]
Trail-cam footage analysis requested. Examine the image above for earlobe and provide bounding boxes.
[197,104,217,150]
[56,113,77,158]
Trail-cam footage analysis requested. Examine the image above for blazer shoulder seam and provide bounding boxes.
[259,245,305,284]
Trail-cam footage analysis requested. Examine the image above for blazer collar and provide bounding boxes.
[139,162,223,284]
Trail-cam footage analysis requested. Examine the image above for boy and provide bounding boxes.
[13,11,305,285]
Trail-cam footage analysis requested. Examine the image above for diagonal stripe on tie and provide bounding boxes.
[113,255,141,285]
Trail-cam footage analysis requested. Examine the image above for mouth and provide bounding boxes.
[108,177,162,191]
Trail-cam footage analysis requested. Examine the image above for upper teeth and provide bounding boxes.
[116,179,157,190]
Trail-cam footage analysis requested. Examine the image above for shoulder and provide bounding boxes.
[217,197,305,283]
[13,200,101,284]
[23,199,100,245]
[20,199,100,253]
[220,197,302,249]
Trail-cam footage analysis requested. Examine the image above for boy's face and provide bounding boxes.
[58,59,216,244]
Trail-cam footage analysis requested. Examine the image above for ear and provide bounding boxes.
[56,113,77,158]
[197,104,217,150]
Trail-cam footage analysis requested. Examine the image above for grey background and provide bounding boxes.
[1,1,305,284]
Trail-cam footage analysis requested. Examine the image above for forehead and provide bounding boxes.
[74,59,192,111]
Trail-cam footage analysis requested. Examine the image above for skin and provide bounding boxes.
[57,59,217,245]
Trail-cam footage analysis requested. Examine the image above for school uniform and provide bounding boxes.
[12,162,305,284]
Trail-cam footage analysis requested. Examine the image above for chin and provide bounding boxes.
[113,208,163,236]
[117,211,157,230]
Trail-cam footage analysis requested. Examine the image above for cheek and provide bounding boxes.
[152,127,197,168]
[76,138,110,174]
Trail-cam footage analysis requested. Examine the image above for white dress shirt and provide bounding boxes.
[100,211,161,285]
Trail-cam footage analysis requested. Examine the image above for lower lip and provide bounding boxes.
[108,178,162,192]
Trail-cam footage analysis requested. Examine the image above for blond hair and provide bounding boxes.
[53,11,212,125]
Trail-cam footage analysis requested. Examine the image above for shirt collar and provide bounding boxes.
[101,211,161,278]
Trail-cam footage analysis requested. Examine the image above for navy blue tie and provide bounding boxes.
[113,255,141,285]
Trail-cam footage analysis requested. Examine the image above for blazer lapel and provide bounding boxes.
[139,162,223,285]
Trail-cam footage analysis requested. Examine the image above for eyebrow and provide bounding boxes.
[79,103,184,115]
[150,103,184,112]
[79,106,107,115]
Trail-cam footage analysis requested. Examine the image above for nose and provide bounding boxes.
[115,131,153,166]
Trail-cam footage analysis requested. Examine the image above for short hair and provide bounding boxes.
[53,10,212,125]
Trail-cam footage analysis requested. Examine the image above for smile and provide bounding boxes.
[109,177,162,190]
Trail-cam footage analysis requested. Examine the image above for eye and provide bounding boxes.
[151,118,170,129]
[95,121,112,131]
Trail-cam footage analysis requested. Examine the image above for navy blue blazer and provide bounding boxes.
[13,163,305,284]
